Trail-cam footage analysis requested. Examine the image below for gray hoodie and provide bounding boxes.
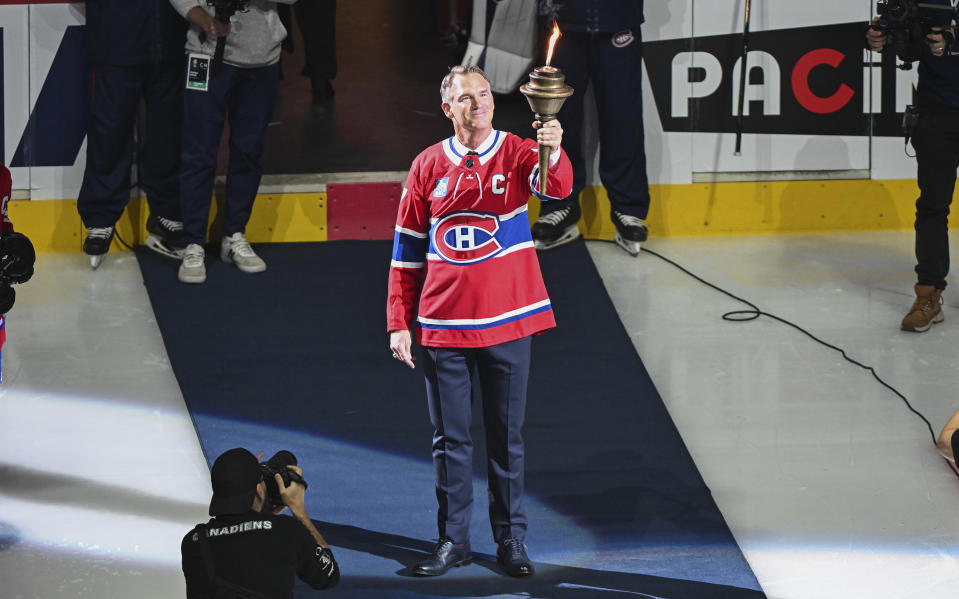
[169,0,289,68]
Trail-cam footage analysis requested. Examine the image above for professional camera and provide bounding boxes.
[259,450,308,510]
[874,0,958,69]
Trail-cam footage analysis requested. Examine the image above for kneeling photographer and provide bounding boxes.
[181,448,339,597]
[867,0,959,332]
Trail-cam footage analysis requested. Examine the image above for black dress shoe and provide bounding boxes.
[497,537,534,576]
[412,538,472,576]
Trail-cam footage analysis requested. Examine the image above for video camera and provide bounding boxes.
[259,450,308,511]
[874,0,958,69]
[205,0,249,73]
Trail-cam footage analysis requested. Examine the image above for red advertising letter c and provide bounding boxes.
[791,48,854,114]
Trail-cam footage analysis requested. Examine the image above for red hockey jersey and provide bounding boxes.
[387,129,573,348]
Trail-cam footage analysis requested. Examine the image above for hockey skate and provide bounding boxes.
[83,226,115,269]
[611,210,648,256]
[145,214,186,259]
[532,203,581,251]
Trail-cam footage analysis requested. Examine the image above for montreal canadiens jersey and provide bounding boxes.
[387,129,573,348]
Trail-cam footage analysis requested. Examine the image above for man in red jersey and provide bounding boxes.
[387,65,572,578]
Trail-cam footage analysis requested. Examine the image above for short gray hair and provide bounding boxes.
[440,65,491,104]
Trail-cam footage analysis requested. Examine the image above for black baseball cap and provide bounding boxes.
[209,448,262,516]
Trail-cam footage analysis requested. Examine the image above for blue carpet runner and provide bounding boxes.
[136,240,765,598]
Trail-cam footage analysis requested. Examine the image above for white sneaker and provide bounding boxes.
[178,243,206,284]
[221,232,266,273]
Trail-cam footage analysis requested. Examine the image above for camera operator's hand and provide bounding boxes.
[275,465,307,515]
[926,26,955,57]
[275,465,331,549]
[186,6,231,38]
[866,17,887,52]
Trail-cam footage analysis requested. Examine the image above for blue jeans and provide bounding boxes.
[180,60,280,246]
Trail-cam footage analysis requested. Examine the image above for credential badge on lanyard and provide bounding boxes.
[186,53,212,91]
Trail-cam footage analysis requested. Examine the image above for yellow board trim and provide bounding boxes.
[8,180,937,253]
[11,193,327,253]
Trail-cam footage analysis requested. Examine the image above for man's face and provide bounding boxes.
[442,73,495,134]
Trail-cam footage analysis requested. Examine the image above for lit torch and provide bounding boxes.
[520,22,574,195]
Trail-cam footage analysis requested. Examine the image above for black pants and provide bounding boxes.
[296,0,338,83]
[421,336,531,544]
[78,61,182,227]
[911,103,959,290]
[541,29,651,219]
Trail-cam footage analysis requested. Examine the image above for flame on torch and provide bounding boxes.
[545,21,561,66]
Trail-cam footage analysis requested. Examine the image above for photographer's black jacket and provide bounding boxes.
[181,511,339,598]
[85,0,186,66]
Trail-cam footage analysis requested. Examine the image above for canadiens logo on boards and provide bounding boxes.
[432,212,503,264]
[612,30,634,48]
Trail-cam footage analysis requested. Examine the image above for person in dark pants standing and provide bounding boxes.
[169,0,294,284]
[79,0,187,269]
[297,0,337,106]
[531,0,650,256]
[277,0,337,108]
[388,65,572,578]
[867,3,959,331]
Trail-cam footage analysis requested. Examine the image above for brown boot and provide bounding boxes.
[901,284,944,332]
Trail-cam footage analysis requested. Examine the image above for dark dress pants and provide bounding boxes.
[78,61,182,227]
[180,61,280,246]
[912,103,959,290]
[542,29,651,219]
[422,336,532,544]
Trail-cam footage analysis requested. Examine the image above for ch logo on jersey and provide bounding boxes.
[612,30,634,48]
[433,177,450,198]
[432,212,502,264]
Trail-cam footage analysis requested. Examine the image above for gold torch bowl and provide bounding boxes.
[519,66,574,119]
[520,66,573,194]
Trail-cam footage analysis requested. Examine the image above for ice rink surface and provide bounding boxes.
[2,231,958,598]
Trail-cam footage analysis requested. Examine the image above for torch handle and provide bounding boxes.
[537,143,551,196]
[535,113,556,196]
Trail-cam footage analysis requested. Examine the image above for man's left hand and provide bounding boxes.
[534,119,563,151]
